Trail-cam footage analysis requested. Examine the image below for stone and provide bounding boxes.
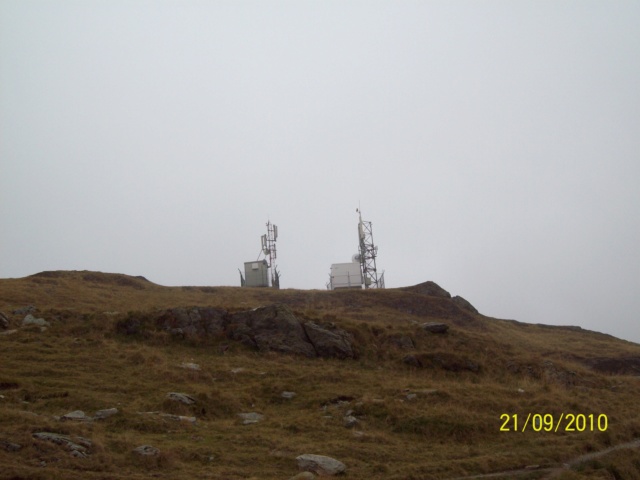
[303,322,355,359]
[452,295,479,314]
[343,415,358,428]
[1,440,22,452]
[166,392,196,405]
[61,410,91,422]
[421,322,449,334]
[406,393,417,401]
[289,473,317,480]
[0,329,17,336]
[238,412,264,425]
[94,408,118,420]
[180,362,201,371]
[22,314,50,327]
[134,445,160,456]
[0,311,9,330]
[160,413,197,424]
[227,304,317,357]
[33,432,90,454]
[296,454,346,476]
[12,305,36,315]
[281,391,297,399]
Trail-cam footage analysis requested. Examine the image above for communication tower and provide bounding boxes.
[240,220,280,288]
[357,208,385,289]
[262,221,280,289]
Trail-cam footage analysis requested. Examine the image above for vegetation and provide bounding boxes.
[1,270,639,479]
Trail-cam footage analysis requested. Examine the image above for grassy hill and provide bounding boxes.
[1,270,640,479]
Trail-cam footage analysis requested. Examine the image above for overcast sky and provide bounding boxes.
[1,1,639,343]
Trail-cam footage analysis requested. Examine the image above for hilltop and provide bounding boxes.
[1,270,640,479]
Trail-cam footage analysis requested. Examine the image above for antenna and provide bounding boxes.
[357,208,385,289]
[265,220,280,289]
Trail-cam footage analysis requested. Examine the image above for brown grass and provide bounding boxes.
[1,270,640,479]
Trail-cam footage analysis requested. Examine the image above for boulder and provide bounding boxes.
[422,322,449,334]
[22,314,50,327]
[1,440,22,452]
[0,311,9,330]
[452,295,479,314]
[134,445,160,456]
[61,410,91,422]
[303,322,355,359]
[94,408,118,420]
[227,305,316,357]
[166,392,196,405]
[12,306,36,315]
[33,432,91,454]
[238,412,264,425]
[296,454,346,476]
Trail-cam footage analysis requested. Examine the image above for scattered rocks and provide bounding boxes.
[238,412,264,425]
[452,295,479,314]
[166,392,196,405]
[421,322,449,334]
[94,408,119,420]
[0,311,9,329]
[22,314,50,327]
[296,454,346,476]
[134,445,160,456]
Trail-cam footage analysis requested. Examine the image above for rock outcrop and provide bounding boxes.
[452,295,479,314]
[118,304,355,359]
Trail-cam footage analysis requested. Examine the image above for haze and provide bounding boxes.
[1,1,639,343]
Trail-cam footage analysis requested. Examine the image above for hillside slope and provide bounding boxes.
[1,270,640,479]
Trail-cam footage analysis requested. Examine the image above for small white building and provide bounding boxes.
[243,260,269,287]
[329,259,363,290]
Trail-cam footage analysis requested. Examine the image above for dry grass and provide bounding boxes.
[1,270,640,479]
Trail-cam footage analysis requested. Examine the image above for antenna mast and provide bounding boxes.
[262,221,280,289]
[357,208,384,289]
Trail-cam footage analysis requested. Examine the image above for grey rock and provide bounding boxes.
[33,432,90,453]
[422,322,449,334]
[452,295,479,314]
[228,304,317,357]
[134,445,160,456]
[22,314,50,327]
[0,311,9,330]
[1,440,22,452]
[296,454,346,476]
[343,415,358,428]
[180,362,201,371]
[406,393,418,401]
[160,413,197,423]
[12,305,36,315]
[166,392,196,405]
[61,410,91,422]
[94,408,118,420]
[303,321,355,359]
[281,391,297,399]
[238,412,264,425]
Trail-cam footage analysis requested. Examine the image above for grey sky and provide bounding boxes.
[2,1,639,343]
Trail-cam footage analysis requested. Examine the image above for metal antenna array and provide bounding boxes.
[261,221,280,289]
[357,209,385,289]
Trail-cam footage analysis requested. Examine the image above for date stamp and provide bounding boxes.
[500,413,608,432]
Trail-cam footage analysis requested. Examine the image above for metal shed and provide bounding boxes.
[244,260,269,287]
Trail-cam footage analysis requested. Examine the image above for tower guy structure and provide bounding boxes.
[239,220,280,289]
[328,208,385,290]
